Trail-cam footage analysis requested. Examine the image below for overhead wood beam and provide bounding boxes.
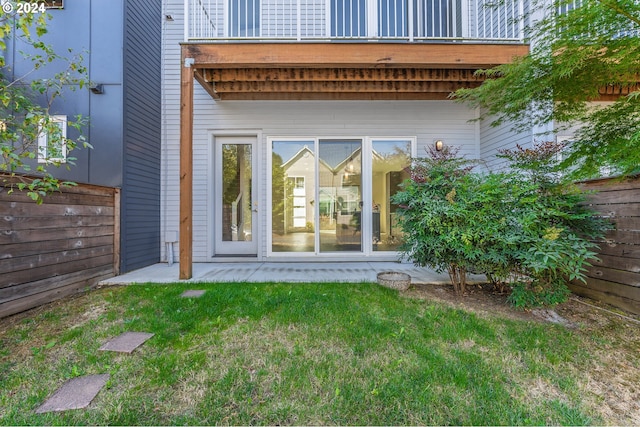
[213,80,478,93]
[183,42,530,69]
[180,48,194,280]
[202,67,486,83]
[216,92,453,100]
[194,69,220,100]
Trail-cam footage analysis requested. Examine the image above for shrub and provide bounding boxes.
[393,142,610,308]
[391,146,479,294]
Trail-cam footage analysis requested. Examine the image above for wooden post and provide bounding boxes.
[180,47,194,279]
[113,187,121,275]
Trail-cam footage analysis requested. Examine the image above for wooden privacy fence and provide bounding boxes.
[573,176,640,315]
[0,181,120,318]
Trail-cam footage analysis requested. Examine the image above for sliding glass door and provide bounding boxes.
[271,141,316,252]
[371,139,411,251]
[270,137,412,255]
[319,139,362,252]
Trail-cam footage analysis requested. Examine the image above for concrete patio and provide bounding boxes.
[99,262,486,286]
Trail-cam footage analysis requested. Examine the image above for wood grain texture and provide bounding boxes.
[578,176,640,314]
[0,177,117,317]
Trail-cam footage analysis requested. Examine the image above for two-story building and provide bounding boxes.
[163,0,533,278]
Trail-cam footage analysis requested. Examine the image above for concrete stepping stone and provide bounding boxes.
[180,289,206,298]
[98,332,154,353]
[35,374,109,413]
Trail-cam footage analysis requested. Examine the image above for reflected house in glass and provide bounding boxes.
[270,139,410,254]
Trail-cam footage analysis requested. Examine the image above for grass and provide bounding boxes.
[0,282,620,425]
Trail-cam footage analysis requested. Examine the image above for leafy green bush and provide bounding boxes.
[392,142,610,308]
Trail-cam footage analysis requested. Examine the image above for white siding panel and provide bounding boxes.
[478,111,532,170]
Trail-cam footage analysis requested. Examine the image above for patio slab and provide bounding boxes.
[180,290,206,298]
[99,262,486,286]
[98,332,154,353]
[35,374,109,413]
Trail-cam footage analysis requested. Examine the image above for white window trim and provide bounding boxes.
[37,115,67,164]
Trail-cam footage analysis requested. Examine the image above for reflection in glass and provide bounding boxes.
[319,139,362,252]
[372,140,411,251]
[272,141,315,252]
[222,144,252,242]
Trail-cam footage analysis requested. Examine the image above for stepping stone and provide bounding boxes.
[98,332,154,353]
[180,290,206,298]
[35,374,109,413]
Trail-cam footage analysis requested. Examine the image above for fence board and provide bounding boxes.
[568,281,640,316]
[1,235,114,259]
[1,215,114,231]
[583,203,640,218]
[0,176,118,317]
[584,188,640,205]
[602,230,640,245]
[585,265,640,288]
[0,226,114,245]
[592,254,640,273]
[0,201,114,217]
[578,176,640,315]
[0,267,113,318]
[0,245,113,275]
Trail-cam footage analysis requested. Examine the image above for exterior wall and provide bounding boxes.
[120,0,162,272]
[161,0,185,263]
[478,111,532,170]
[162,88,480,262]
[5,0,125,187]
[163,0,526,262]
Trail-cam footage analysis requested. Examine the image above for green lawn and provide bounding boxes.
[0,282,631,425]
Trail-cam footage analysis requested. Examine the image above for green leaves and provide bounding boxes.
[455,0,640,179]
[1,8,90,203]
[393,143,610,308]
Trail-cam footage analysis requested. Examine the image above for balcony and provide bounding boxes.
[186,0,527,42]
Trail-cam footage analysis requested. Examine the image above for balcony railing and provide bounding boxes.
[186,0,527,42]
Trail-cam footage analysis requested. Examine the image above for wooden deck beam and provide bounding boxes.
[183,42,530,69]
[214,92,454,100]
[201,67,486,83]
[212,80,478,93]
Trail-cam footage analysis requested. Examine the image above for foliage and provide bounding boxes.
[393,142,610,307]
[391,146,480,294]
[454,0,640,179]
[0,8,90,203]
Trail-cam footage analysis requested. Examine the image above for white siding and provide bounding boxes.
[262,0,297,37]
[478,111,532,170]
[161,0,185,262]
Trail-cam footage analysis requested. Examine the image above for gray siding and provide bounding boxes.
[5,0,124,186]
[120,0,162,272]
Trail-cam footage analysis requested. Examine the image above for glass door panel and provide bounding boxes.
[215,137,257,255]
[319,139,362,252]
[271,141,316,252]
[371,140,411,251]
